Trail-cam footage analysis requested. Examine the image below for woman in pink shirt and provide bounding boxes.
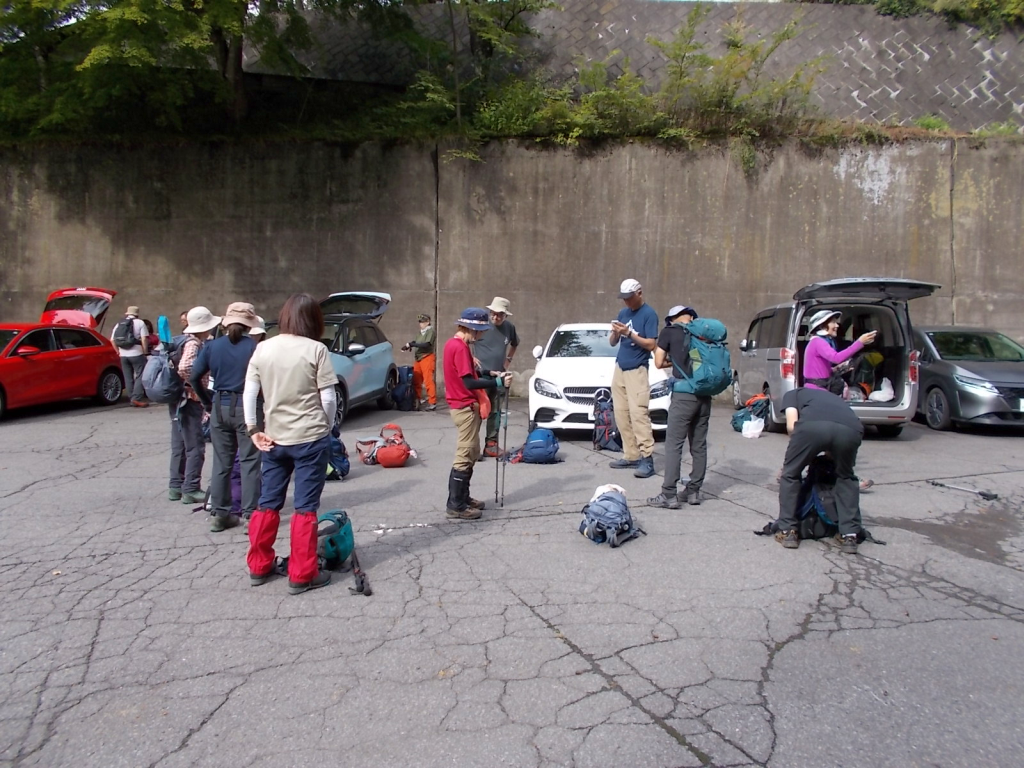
[803,310,877,394]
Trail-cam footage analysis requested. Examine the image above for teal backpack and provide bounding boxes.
[671,318,732,397]
[318,510,355,569]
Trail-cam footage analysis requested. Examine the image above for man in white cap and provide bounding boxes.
[609,279,659,478]
[110,305,150,407]
[474,297,520,457]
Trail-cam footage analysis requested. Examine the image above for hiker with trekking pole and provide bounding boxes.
[473,297,520,459]
[443,308,512,520]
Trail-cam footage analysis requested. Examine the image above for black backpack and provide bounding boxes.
[112,317,139,349]
[592,388,622,452]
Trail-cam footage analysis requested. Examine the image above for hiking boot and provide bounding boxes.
[775,529,800,549]
[646,493,680,510]
[210,514,241,533]
[633,455,655,479]
[130,400,149,408]
[446,506,482,520]
[859,478,875,492]
[250,570,274,586]
[468,497,486,511]
[682,488,702,506]
[288,570,331,595]
[424,403,437,412]
[181,490,206,505]
[838,533,859,555]
[609,458,640,469]
[168,488,182,501]
[483,441,504,458]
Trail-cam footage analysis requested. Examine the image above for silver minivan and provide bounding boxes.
[732,278,940,437]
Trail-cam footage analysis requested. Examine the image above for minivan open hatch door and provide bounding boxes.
[794,278,940,302]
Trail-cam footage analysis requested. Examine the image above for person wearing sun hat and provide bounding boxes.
[609,279,660,479]
[401,313,437,410]
[803,309,877,394]
[475,297,520,456]
[169,306,221,505]
[191,302,261,533]
[443,308,512,520]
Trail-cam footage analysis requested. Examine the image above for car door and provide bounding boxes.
[738,315,766,402]
[55,327,105,396]
[332,321,369,402]
[6,329,64,406]
[357,323,390,397]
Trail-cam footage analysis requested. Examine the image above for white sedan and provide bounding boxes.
[528,323,671,432]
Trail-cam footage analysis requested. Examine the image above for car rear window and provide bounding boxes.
[43,296,109,316]
[928,331,1024,362]
[547,330,616,358]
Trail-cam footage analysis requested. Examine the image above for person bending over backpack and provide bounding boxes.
[775,387,865,554]
[244,294,338,595]
[191,302,261,533]
[443,308,512,520]
[647,305,709,509]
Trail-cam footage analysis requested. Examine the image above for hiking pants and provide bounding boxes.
[450,405,482,471]
[169,400,205,493]
[662,393,712,497]
[778,420,863,536]
[612,364,654,461]
[209,394,261,518]
[413,354,437,405]
[121,354,146,401]
[248,435,331,583]
[486,384,506,443]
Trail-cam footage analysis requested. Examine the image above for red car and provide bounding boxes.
[0,288,124,419]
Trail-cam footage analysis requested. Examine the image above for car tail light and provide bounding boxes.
[781,348,795,381]
[908,349,919,384]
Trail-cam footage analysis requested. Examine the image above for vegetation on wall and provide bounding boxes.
[803,0,1024,35]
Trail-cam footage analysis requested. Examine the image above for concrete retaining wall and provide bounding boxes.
[2,139,1022,392]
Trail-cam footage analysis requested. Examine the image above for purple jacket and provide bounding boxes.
[803,335,864,390]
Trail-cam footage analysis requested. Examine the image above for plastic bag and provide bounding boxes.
[868,377,895,402]
[742,417,765,439]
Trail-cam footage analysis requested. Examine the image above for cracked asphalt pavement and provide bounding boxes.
[1,398,1023,767]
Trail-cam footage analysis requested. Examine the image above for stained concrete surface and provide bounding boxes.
[1,399,1022,767]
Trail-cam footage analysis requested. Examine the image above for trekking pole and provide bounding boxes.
[500,384,510,507]
[494,387,501,504]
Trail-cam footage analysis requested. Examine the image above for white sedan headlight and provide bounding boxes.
[649,380,670,400]
[533,378,562,399]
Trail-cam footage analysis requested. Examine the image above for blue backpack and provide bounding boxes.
[326,435,350,481]
[394,365,415,411]
[592,389,622,452]
[672,318,732,397]
[521,428,560,464]
[579,491,646,548]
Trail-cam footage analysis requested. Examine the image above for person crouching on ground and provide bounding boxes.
[402,313,437,411]
[776,387,865,555]
[191,302,261,532]
[244,294,338,594]
[444,308,512,519]
[648,305,710,509]
[609,279,659,478]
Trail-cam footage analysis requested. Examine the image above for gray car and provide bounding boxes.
[913,326,1024,430]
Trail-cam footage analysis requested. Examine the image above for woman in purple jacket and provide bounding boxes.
[803,310,877,393]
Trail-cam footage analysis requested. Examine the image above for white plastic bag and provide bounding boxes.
[868,377,895,402]
[742,417,765,439]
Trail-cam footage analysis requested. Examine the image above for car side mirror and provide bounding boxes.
[532,345,543,360]
[739,339,748,352]
[16,346,41,357]
[346,343,366,355]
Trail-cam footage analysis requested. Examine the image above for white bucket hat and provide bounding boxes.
[184,306,221,334]
[808,310,841,333]
[249,315,266,336]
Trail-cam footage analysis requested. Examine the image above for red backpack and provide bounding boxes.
[375,424,412,468]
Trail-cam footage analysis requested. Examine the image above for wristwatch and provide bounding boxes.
[246,425,260,437]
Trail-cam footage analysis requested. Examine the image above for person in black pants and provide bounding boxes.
[647,305,710,508]
[191,302,261,533]
[776,387,865,554]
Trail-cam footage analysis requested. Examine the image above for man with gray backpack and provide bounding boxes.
[647,306,731,509]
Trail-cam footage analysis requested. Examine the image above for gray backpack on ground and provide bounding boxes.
[579,490,646,548]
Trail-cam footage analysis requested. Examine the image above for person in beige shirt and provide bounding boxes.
[243,294,338,595]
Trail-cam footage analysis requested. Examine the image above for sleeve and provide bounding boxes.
[781,389,797,413]
[640,308,659,339]
[315,345,338,391]
[178,339,200,380]
[463,375,497,391]
[319,386,337,430]
[243,378,261,427]
[508,324,520,349]
[656,327,672,352]
[808,336,864,367]
[245,351,261,386]
[189,344,212,407]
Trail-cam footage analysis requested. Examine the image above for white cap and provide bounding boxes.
[618,279,642,299]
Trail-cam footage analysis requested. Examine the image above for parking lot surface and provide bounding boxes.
[1,399,1022,767]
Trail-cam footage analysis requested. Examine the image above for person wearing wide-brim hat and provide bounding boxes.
[169,306,221,506]
[803,309,877,394]
[190,302,262,533]
[401,313,437,410]
[476,297,520,456]
[442,308,512,520]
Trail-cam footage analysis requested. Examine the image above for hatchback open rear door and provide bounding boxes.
[40,287,118,330]
[794,278,939,302]
[319,292,391,322]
